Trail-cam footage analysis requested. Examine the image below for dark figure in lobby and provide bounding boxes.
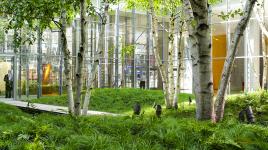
[4,73,9,98]
[4,70,13,98]
[139,74,146,89]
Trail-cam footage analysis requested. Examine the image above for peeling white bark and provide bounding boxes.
[173,22,184,108]
[60,9,74,114]
[254,4,268,88]
[215,0,257,122]
[82,2,110,115]
[74,0,86,116]
[183,0,213,120]
[149,0,170,108]
[167,14,175,108]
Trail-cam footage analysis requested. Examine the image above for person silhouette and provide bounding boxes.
[7,70,13,98]
[4,73,9,98]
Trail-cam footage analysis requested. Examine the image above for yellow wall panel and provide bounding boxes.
[212,35,227,91]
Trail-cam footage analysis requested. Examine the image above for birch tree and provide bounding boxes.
[126,0,182,109]
[1,0,77,114]
[82,0,116,115]
[183,0,214,120]
[254,1,268,88]
[74,0,86,115]
[215,0,257,122]
[59,9,75,114]
[173,21,185,108]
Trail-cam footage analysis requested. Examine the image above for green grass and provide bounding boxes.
[0,101,267,150]
[1,89,268,149]
[30,88,195,114]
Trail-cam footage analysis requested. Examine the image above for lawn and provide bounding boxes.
[30,88,195,114]
[0,89,267,149]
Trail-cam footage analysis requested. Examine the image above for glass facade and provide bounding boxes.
[0,0,268,99]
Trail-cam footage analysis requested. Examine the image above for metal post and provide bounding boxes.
[105,15,110,87]
[26,46,29,98]
[72,20,77,88]
[97,21,102,88]
[37,28,42,98]
[58,31,63,95]
[18,43,22,99]
[146,11,151,89]
[4,32,8,53]
[13,55,18,100]
[124,15,129,87]
[131,8,136,88]
[244,26,249,93]
[114,5,120,88]
[94,21,98,87]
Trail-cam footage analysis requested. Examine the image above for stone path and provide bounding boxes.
[0,98,119,116]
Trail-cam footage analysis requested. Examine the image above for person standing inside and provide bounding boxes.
[8,70,13,98]
[140,72,146,89]
[4,73,9,98]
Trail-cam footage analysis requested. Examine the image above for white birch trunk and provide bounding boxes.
[82,2,109,115]
[183,0,213,120]
[215,0,257,122]
[254,5,268,88]
[149,0,170,108]
[74,0,86,116]
[173,22,184,108]
[60,9,74,114]
[167,14,175,108]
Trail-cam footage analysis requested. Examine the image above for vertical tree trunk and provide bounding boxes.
[167,14,175,108]
[173,22,184,108]
[215,0,257,122]
[82,2,110,114]
[99,2,109,88]
[58,30,63,95]
[149,0,170,108]
[37,27,42,99]
[60,9,74,114]
[74,0,86,115]
[183,0,214,120]
[254,6,268,88]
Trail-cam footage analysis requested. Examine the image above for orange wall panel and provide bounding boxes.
[212,35,227,91]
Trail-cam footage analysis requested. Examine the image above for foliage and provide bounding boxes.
[31,88,194,113]
[0,99,267,149]
[0,0,78,47]
[218,8,244,20]
[121,44,134,62]
[124,0,181,16]
[226,90,268,125]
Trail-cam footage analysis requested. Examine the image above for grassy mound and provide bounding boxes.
[0,101,267,150]
[226,90,268,125]
[30,88,194,114]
